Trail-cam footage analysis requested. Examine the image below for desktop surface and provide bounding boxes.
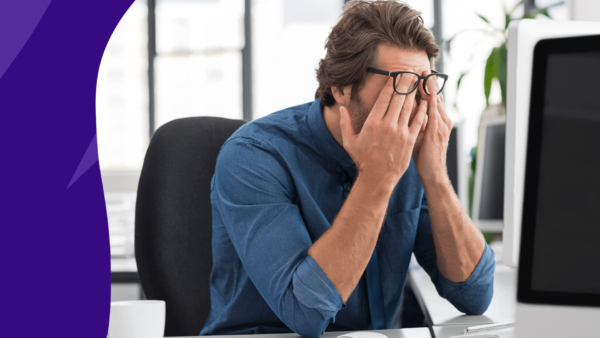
[168,328,432,338]
[433,324,515,338]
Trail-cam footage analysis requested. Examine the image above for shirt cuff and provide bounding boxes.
[434,243,496,297]
[292,255,346,322]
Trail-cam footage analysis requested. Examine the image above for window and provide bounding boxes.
[154,0,245,128]
[252,0,344,118]
[97,0,148,171]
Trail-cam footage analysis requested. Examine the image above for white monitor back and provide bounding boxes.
[503,19,600,267]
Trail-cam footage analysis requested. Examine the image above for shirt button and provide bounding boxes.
[344,184,352,195]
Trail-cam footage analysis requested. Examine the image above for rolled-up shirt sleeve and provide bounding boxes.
[413,194,496,315]
[211,136,344,338]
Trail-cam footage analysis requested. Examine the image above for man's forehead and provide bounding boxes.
[375,44,431,73]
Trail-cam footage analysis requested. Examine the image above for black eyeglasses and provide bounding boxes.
[366,67,448,95]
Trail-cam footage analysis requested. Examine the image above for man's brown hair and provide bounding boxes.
[315,0,439,107]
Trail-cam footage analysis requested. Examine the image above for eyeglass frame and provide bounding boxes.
[365,67,448,95]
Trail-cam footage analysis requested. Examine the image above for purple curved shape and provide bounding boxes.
[67,134,98,189]
[0,0,134,337]
[0,0,52,81]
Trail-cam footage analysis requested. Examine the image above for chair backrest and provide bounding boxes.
[135,116,246,337]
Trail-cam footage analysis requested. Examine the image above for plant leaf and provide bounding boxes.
[545,1,565,9]
[456,71,468,92]
[468,146,478,217]
[477,13,491,24]
[509,0,524,16]
[497,44,508,107]
[533,0,564,19]
[484,50,496,107]
[453,71,469,109]
[525,5,556,20]
[537,8,551,18]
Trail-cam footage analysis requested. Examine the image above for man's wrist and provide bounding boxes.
[420,173,452,192]
[355,171,397,196]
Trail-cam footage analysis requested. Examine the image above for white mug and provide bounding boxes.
[108,300,165,338]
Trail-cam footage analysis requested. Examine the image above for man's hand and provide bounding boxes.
[413,71,453,186]
[340,76,428,190]
[310,77,428,302]
[410,74,485,284]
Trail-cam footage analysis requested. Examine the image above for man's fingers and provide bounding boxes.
[339,106,356,142]
[409,100,428,135]
[436,93,452,129]
[425,73,440,96]
[417,72,430,102]
[399,80,419,126]
[384,92,405,125]
[384,75,415,124]
[368,77,395,122]
[421,71,450,131]
[426,90,439,133]
[396,72,416,93]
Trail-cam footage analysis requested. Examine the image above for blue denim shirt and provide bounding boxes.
[201,99,495,338]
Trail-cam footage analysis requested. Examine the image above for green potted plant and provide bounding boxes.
[447,1,563,242]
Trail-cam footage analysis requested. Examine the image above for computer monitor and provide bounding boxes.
[515,33,600,338]
[503,19,600,267]
[446,121,469,213]
[472,115,505,232]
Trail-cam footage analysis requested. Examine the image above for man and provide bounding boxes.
[201,1,495,337]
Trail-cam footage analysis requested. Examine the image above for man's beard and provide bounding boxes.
[347,91,371,135]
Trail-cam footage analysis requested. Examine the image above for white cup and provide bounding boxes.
[108,300,165,338]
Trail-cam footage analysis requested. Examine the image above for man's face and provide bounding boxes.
[345,44,432,134]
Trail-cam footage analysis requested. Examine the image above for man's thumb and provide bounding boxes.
[339,106,355,139]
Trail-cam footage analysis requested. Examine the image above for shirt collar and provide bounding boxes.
[306,98,355,170]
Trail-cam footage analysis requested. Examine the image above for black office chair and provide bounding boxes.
[135,116,246,337]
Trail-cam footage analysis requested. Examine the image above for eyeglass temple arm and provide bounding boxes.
[366,67,391,76]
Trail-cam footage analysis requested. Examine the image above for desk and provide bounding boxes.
[407,264,517,327]
[111,257,139,281]
[111,257,143,301]
[432,325,514,338]
[170,328,432,338]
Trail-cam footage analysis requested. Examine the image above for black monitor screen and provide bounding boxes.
[447,127,459,196]
[530,51,600,294]
[479,123,505,220]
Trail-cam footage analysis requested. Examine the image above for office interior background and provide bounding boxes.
[100,0,585,306]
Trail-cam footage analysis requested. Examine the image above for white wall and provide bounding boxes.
[570,0,600,21]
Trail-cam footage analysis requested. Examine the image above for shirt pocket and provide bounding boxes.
[380,207,420,273]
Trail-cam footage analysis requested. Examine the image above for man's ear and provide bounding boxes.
[332,85,351,106]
